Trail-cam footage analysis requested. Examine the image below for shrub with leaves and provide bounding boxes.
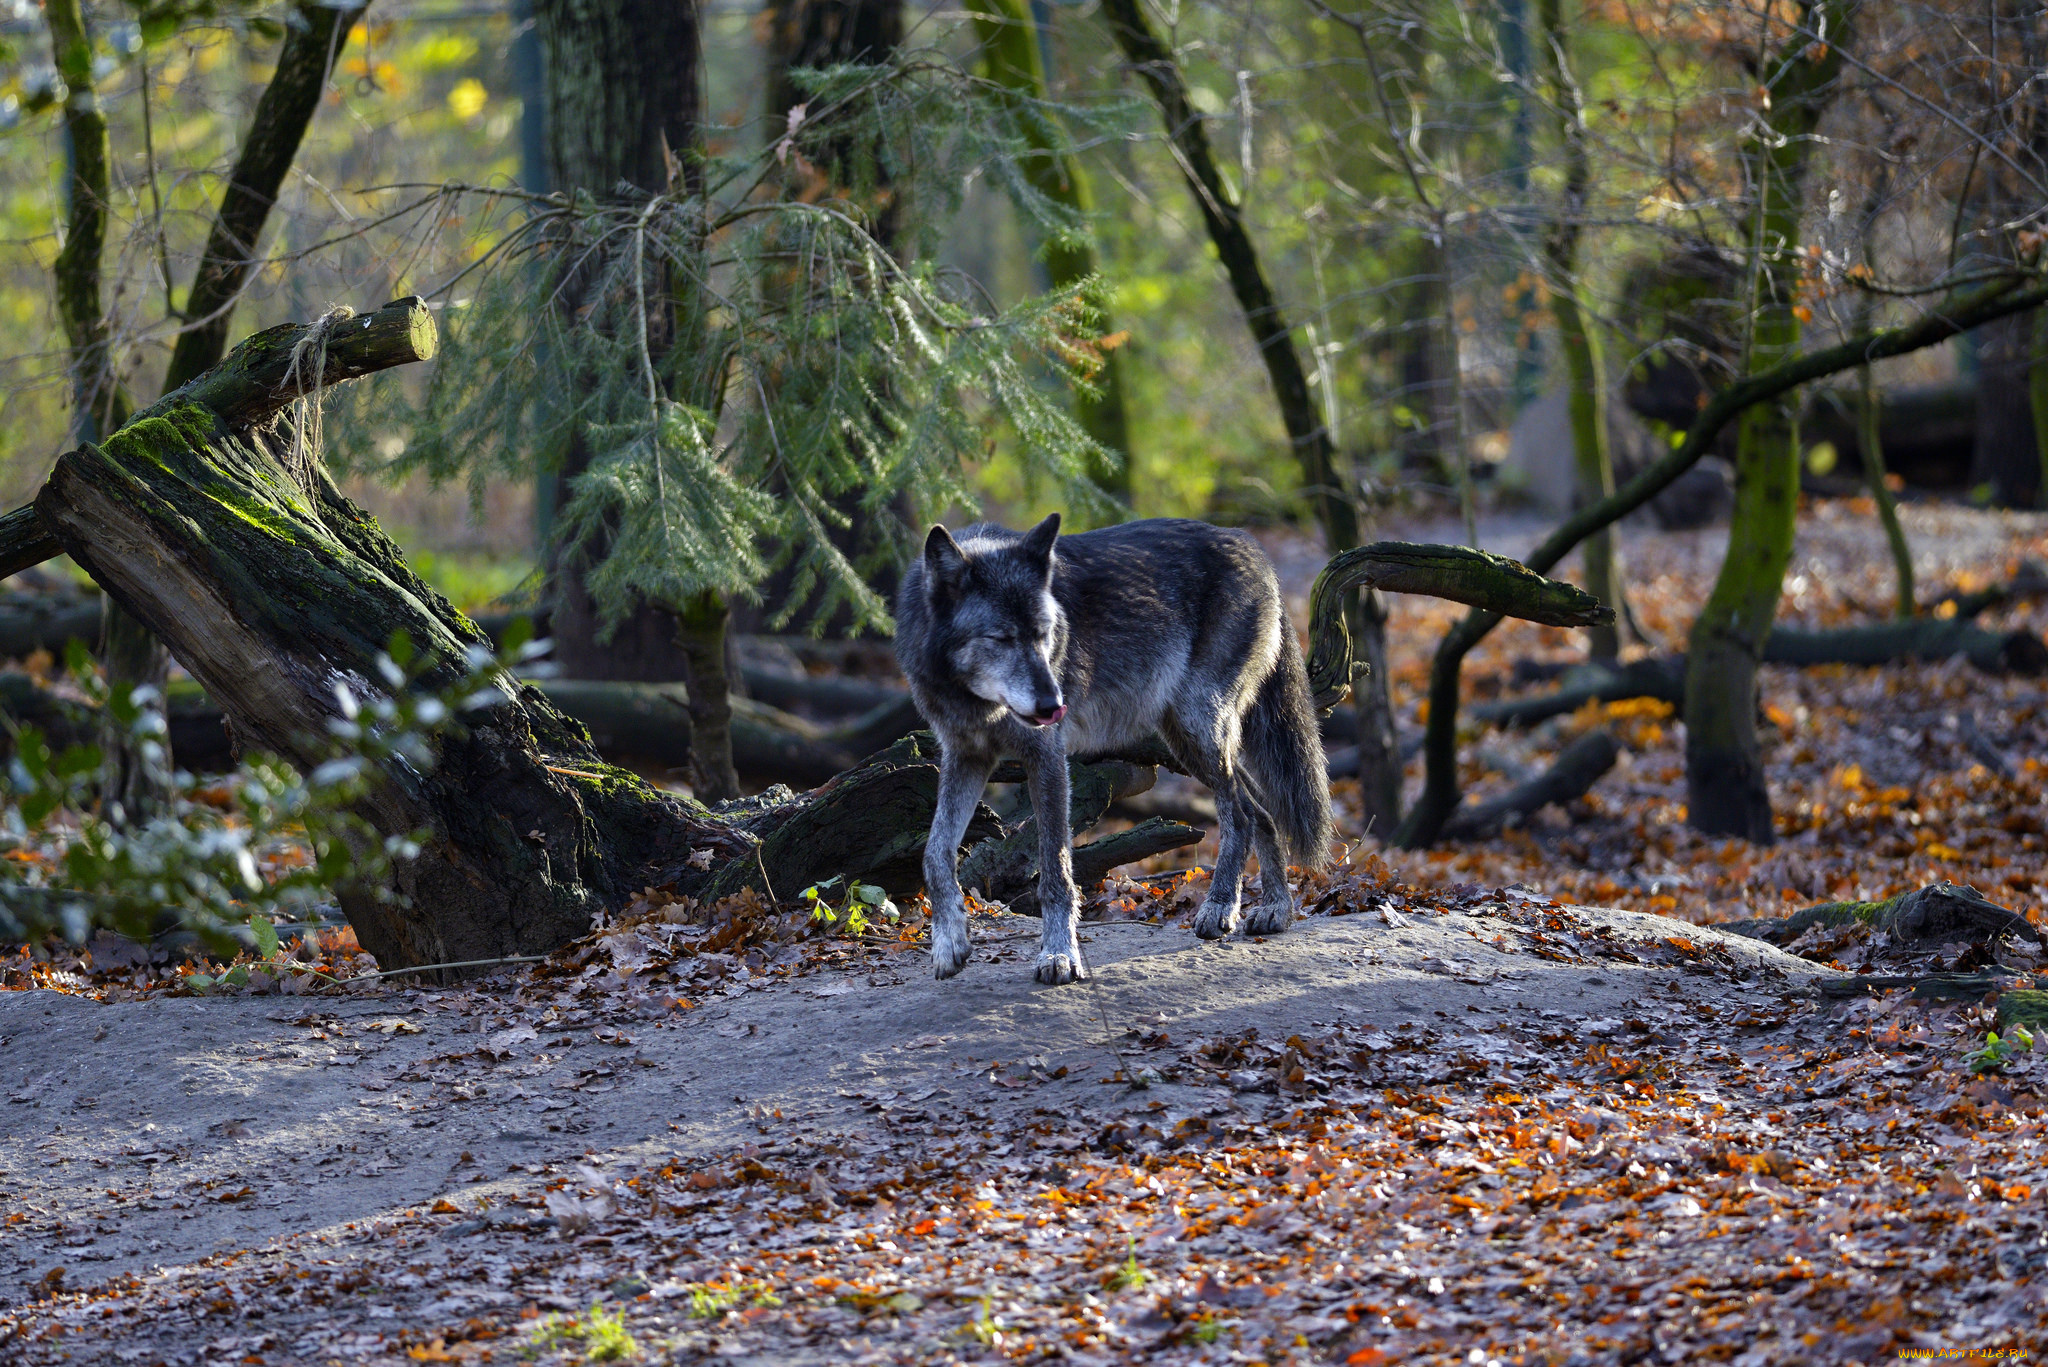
[0,633,538,956]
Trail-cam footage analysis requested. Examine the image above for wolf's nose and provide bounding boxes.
[1029,704,1067,727]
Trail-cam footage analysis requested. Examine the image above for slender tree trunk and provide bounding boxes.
[969,0,1132,491]
[45,0,155,815]
[1536,0,1619,660]
[674,591,739,801]
[46,0,125,444]
[1969,310,2040,508]
[1860,362,1915,617]
[163,1,367,390]
[1101,0,1398,834]
[1683,0,1846,841]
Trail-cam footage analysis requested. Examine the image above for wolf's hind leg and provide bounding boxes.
[1240,795,1296,936]
[926,747,994,980]
[1024,736,1088,984]
[1194,779,1254,940]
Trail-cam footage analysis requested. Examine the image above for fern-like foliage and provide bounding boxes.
[384,49,1129,637]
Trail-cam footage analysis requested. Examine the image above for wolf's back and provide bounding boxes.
[1241,628,1334,869]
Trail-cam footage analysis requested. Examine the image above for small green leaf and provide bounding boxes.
[249,916,279,959]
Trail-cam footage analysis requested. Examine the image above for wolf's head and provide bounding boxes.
[921,513,1067,727]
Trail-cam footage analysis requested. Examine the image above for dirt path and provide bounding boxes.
[0,898,1886,1365]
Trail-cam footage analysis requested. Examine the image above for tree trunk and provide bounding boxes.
[673,590,740,800]
[2032,309,2048,511]
[1684,390,1798,841]
[742,0,916,638]
[764,0,904,246]
[1859,362,1915,617]
[45,0,159,818]
[1683,0,1846,843]
[969,0,1132,491]
[1537,0,1619,660]
[162,0,367,391]
[46,0,124,443]
[533,0,707,685]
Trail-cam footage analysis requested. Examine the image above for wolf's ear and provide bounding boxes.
[923,524,970,594]
[1020,513,1061,569]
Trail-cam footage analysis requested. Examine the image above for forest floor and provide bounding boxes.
[3,494,2048,1364]
[3,880,2043,1367]
[1339,495,2048,935]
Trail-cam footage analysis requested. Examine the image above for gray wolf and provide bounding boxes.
[895,514,1332,985]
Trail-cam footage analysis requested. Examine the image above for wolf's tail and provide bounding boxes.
[1242,626,1334,870]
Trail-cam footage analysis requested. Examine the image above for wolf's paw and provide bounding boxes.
[1242,902,1294,936]
[1193,900,1240,940]
[932,920,971,980]
[1034,950,1088,985]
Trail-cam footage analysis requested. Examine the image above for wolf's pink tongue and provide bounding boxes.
[1045,705,1067,725]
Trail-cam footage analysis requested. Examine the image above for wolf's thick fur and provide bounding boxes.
[896,514,1332,985]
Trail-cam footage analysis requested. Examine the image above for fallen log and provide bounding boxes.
[532,680,869,787]
[0,595,103,661]
[1763,618,2048,674]
[1917,560,2048,621]
[1479,620,2048,729]
[1723,881,2041,948]
[957,757,1161,902]
[475,611,913,721]
[1439,731,1620,840]
[1473,657,1687,728]
[1011,819,1204,918]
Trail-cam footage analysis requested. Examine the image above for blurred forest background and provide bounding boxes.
[1,0,2006,564]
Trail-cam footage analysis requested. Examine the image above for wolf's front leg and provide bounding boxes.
[1024,737,1087,985]
[925,746,994,980]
